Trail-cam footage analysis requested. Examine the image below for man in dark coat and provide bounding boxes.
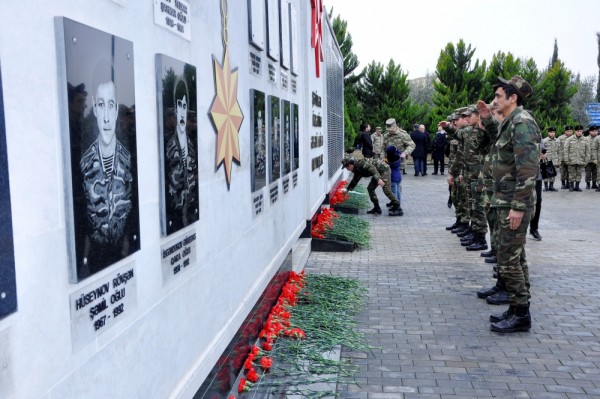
[410,124,429,176]
[354,122,373,158]
[431,126,448,175]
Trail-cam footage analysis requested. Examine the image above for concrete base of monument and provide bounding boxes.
[311,237,355,252]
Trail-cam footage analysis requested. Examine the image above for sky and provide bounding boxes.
[324,0,599,81]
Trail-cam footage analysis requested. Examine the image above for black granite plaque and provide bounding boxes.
[250,90,266,192]
[282,100,291,175]
[156,54,199,236]
[0,61,17,320]
[292,103,299,171]
[58,18,141,282]
[268,95,280,183]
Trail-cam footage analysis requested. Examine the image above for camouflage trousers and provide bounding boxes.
[495,207,533,306]
[567,165,585,182]
[467,177,487,235]
[451,180,470,224]
[367,172,399,207]
[484,200,498,254]
[584,162,598,183]
[560,162,569,182]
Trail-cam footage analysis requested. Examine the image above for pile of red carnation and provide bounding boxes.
[329,180,349,205]
[310,207,339,239]
[233,271,307,396]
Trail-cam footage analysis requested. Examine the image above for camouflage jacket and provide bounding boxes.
[558,134,572,163]
[80,139,133,245]
[383,129,415,158]
[346,158,389,191]
[446,126,467,177]
[591,136,600,163]
[449,125,490,178]
[371,132,384,157]
[480,107,541,210]
[165,133,198,228]
[564,135,590,165]
[543,136,560,163]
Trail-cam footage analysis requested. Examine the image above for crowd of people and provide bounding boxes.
[344,75,600,334]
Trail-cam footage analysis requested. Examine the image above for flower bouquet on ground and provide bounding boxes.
[230,272,371,398]
[330,181,370,213]
[311,208,371,251]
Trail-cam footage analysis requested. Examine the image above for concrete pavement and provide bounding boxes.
[305,172,600,399]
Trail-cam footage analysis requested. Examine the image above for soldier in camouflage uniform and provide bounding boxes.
[591,126,600,192]
[442,108,471,235]
[558,125,573,189]
[341,156,403,216]
[584,126,598,189]
[80,80,135,275]
[450,105,490,251]
[542,127,560,191]
[564,125,590,192]
[478,75,541,333]
[371,127,384,159]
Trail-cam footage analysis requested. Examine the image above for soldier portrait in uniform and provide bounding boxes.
[250,89,266,192]
[156,54,198,236]
[60,19,140,282]
[268,95,281,183]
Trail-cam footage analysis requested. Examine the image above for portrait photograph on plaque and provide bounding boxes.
[0,61,18,319]
[282,99,291,175]
[292,103,299,171]
[268,95,281,183]
[156,54,199,236]
[250,89,266,192]
[58,18,141,282]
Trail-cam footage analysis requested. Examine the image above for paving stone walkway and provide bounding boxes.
[305,172,600,399]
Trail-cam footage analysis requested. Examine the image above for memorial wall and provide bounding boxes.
[0,0,343,398]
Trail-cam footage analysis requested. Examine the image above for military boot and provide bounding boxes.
[477,285,500,299]
[460,234,476,246]
[446,218,460,231]
[484,256,497,264]
[367,203,382,214]
[388,204,404,216]
[489,305,515,322]
[486,290,510,305]
[561,180,566,189]
[549,182,557,191]
[456,227,473,238]
[543,182,549,191]
[593,181,598,189]
[480,250,495,258]
[490,304,531,333]
[574,182,582,192]
[586,181,591,189]
[451,223,469,234]
[569,182,574,192]
[466,234,488,251]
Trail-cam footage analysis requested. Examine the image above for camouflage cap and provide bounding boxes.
[462,105,478,116]
[455,106,469,116]
[385,118,396,127]
[497,75,533,99]
[341,156,355,167]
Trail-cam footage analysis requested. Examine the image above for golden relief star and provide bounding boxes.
[209,48,244,188]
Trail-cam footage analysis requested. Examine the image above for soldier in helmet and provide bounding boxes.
[341,156,403,216]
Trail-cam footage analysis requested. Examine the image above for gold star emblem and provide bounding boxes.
[209,49,244,187]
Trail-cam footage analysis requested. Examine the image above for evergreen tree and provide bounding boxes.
[535,60,578,133]
[570,74,596,126]
[549,38,559,68]
[431,40,485,124]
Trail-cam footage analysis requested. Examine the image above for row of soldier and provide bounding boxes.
[440,75,541,334]
[542,125,600,192]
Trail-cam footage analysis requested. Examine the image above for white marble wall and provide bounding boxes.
[0,1,341,398]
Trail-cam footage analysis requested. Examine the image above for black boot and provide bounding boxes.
[460,232,475,242]
[561,180,566,189]
[593,181,598,189]
[529,229,542,241]
[460,235,475,246]
[569,182,574,192]
[486,290,510,305]
[484,256,497,264]
[446,219,460,231]
[456,227,473,237]
[367,204,382,214]
[489,305,515,322]
[586,181,591,189]
[389,204,404,216]
[466,234,488,251]
[543,181,549,191]
[574,182,582,192]
[490,304,531,333]
[451,223,469,234]
[480,250,494,258]
[549,181,557,191]
[477,285,500,299]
